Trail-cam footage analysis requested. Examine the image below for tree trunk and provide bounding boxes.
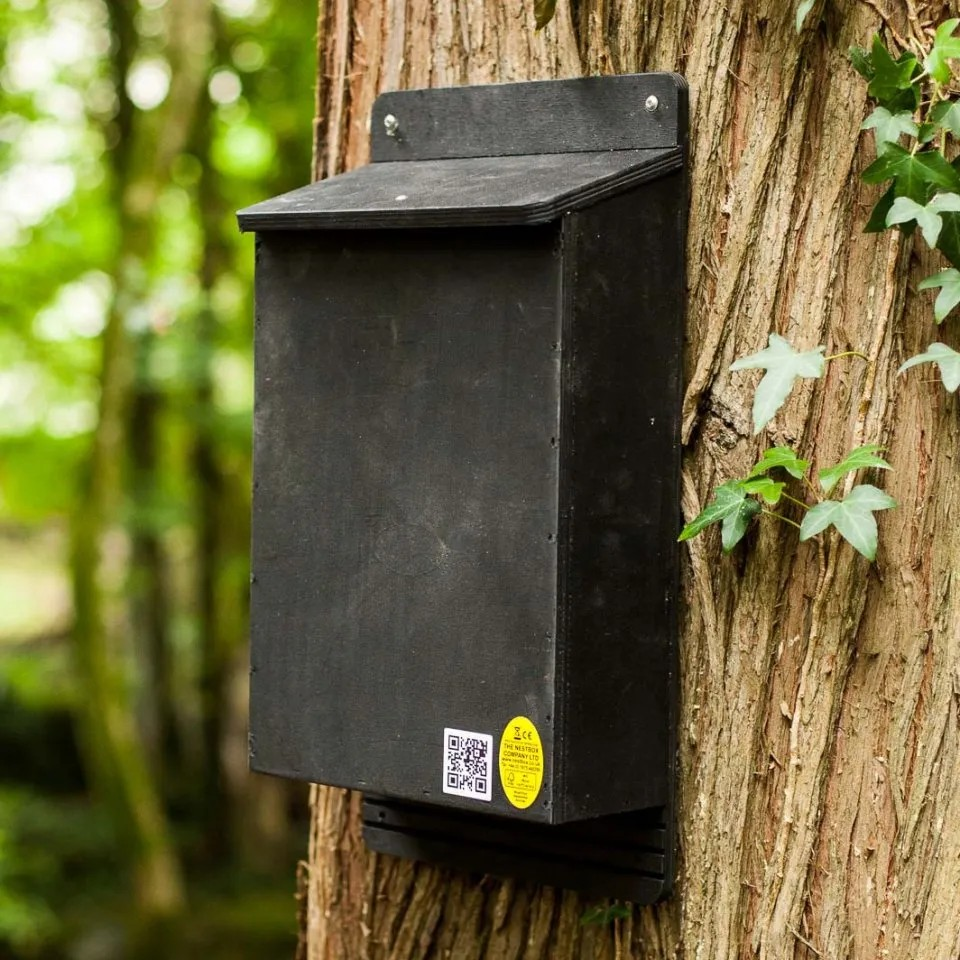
[302,2,960,958]
[129,348,181,787]
[194,82,233,859]
[70,0,215,924]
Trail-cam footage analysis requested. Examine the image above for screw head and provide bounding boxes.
[644,95,660,113]
[384,113,400,137]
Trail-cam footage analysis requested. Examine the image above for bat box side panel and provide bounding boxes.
[556,175,684,822]
[250,226,563,822]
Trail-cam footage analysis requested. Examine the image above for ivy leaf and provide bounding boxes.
[533,0,557,29]
[931,100,960,137]
[936,210,960,268]
[730,334,826,434]
[914,152,960,192]
[865,151,960,228]
[886,193,960,247]
[861,143,912,184]
[818,444,891,494]
[917,122,939,144]
[848,45,875,81]
[747,446,810,480]
[898,342,960,392]
[924,18,960,86]
[865,182,896,233]
[741,477,786,505]
[678,481,761,552]
[918,268,960,323]
[867,37,919,109]
[894,161,934,207]
[581,904,631,926]
[800,484,897,561]
[861,107,919,153]
[795,0,815,32]
[885,197,935,243]
[861,147,945,210]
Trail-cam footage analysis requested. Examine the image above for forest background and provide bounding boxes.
[0,0,315,956]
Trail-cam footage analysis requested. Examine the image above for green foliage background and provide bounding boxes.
[0,0,316,955]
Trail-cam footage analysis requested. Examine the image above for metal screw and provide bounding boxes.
[644,95,660,113]
[384,113,400,137]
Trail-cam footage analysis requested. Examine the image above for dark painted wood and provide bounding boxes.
[237,148,681,231]
[554,176,684,825]
[244,71,687,901]
[250,225,563,824]
[362,797,671,903]
[370,73,687,162]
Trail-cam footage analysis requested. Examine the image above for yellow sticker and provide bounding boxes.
[499,716,544,809]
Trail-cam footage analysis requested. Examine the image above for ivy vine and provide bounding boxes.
[681,18,960,562]
[678,341,895,561]
[853,22,960,383]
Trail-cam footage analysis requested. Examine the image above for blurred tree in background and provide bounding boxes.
[0,0,315,955]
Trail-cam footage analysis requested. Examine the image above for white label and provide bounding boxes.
[442,727,492,801]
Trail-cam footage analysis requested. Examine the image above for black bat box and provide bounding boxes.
[239,73,686,901]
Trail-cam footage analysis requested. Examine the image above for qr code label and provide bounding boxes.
[442,728,492,801]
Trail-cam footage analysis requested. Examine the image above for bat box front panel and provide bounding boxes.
[250,225,562,822]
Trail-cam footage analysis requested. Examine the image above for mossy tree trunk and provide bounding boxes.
[301,2,960,957]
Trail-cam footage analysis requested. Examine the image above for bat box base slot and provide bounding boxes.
[361,796,673,904]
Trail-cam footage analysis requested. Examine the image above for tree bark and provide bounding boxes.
[302,2,960,958]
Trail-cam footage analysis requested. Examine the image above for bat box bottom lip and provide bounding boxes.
[361,794,674,903]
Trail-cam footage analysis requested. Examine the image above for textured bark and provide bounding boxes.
[303,2,960,958]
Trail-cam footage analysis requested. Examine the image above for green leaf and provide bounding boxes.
[861,106,919,153]
[796,0,815,32]
[862,146,959,207]
[818,444,892,494]
[931,99,960,137]
[800,484,897,561]
[924,18,960,86]
[849,45,875,81]
[581,904,631,926]
[917,121,939,144]
[747,445,810,480]
[886,193,960,247]
[741,477,786,505]
[534,0,557,29]
[678,480,761,552]
[721,498,762,551]
[936,210,960,267]
[862,143,910,184]
[894,160,934,207]
[730,334,826,434]
[914,151,960,191]
[867,36,919,107]
[918,268,960,322]
[886,197,934,243]
[898,342,960,391]
[864,183,896,233]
